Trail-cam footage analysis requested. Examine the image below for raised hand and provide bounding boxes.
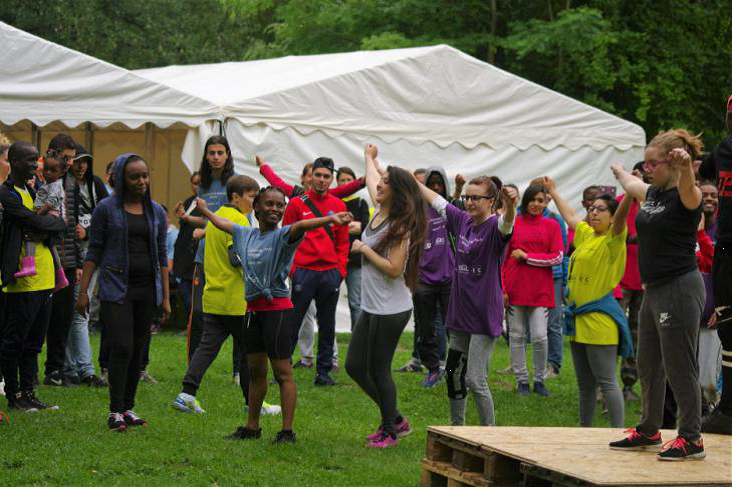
[365,144,378,159]
[541,176,556,193]
[255,155,265,168]
[668,147,692,168]
[455,173,466,187]
[501,185,518,207]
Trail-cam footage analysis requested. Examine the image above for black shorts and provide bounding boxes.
[245,310,292,360]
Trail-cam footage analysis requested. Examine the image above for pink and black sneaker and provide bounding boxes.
[658,437,705,461]
[367,417,412,441]
[368,432,398,449]
[108,412,127,432]
[609,428,662,451]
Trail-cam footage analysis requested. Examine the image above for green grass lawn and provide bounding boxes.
[2,331,642,486]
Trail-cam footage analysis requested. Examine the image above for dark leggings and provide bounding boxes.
[101,283,157,413]
[346,309,411,437]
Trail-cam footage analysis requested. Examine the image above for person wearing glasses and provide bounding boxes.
[543,176,632,429]
[609,129,706,461]
[417,173,518,427]
[503,184,564,397]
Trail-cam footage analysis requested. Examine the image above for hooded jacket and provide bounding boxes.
[84,153,168,306]
[419,167,458,285]
[0,178,66,287]
[72,144,109,233]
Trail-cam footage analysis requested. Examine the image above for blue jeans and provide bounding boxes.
[64,270,98,380]
[547,278,563,373]
[345,262,362,330]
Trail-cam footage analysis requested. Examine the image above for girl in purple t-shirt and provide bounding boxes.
[418,176,518,426]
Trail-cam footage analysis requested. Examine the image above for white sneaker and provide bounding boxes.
[233,373,240,386]
[261,401,282,416]
[172,393,205,414]
[0,378,5,396]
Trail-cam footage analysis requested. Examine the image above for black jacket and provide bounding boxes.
[700,136,732,244]
[0,178,67,288]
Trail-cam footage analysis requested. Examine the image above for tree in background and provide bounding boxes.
[2,0,730,146]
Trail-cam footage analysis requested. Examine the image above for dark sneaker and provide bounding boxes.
[43,370,63,387]
[108,412,127,432]
[8,393,38,412]
[225,426,262,440]
[81,374,107,388]
[396,361,423,373]
[63,375,80,386]
[22,391,59,411]
[658,437,705,461]
[701,408,732,435]
[274,430,297,444]
[123,410,147,426]
[292,360,313,369]
[314,374,336,386]
[533,382,550,397]
[609,428,662,451]
[422,369,445,388]
[516,383,530,396]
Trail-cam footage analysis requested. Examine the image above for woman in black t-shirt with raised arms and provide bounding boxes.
[609,129,705,461]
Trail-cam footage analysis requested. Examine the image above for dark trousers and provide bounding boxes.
[99,320,109,371]
[44,267,76,375]
[182,313,249,403]
[0,291,5,380]
[178,278,193,323]
[289,268,341,377]
[187,265,204,361]
[102,283,156,413]
[0,290,53,397]
[620,288,644,388]
[413,281,450,373]
[713,244,732,416]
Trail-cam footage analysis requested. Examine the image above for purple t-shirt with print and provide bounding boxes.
[419,206,455,285]
[443,203,510,337]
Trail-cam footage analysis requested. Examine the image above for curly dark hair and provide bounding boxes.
[253,186,288,222]
[371,166,428,292]
[199,135,235,189]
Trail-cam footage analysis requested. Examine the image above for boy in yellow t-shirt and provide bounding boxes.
[0,142,65,412]
[171,175,280,416]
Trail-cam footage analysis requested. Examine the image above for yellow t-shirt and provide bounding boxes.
[567,221,627,345]
[202,205,248,315]
[4,186,55,293]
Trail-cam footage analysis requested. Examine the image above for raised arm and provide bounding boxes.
[669,148,702,210]
[364,144,382,204]
[415,176,440,206]
[257,155,297,198]
[289,212,353,243]
[195,198,234,235]
[612,192,633,236]
[543,176,581,231]
[611,164,650,204]
[452,173,466,201]
[330,177,365,199]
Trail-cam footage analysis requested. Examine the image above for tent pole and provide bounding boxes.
[85,122,94,153]
[31,123,42,151]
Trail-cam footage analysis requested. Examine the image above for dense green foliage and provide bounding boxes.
[2,0,731,147]
[3,332,643,485]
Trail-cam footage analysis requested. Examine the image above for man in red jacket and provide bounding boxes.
[283,157,350,386]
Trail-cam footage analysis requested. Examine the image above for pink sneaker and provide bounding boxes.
[53,267,69,293]
[367,417,412,441]
[14,256,37,278]
[368,432,398,448]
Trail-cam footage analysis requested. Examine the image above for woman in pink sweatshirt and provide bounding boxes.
[503,184,564,397]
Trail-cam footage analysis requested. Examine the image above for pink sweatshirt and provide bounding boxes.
[503,213,564,308]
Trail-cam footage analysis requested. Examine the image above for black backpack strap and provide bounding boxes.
[300,195,335,243]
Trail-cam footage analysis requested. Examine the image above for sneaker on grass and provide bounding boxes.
[23,390,59,410]
[172,393,205,414]
[225,426,261,440]
[233,373,240,386]
[516,383,530,396]
[140,370,158,384]
[609,428,662,451]
[395,359,422,373]
[422,369,444,388]
[658,437,705,461]
[0,378,4,396]
[274,430,297,444]
[123,410,147,426]
[367,417,412,441]
[43,370,64,387]
[533,382,550,397]
[368,432,398,448]
[243,401,282,416]
[108,412,127,432]
[81,374,107,388]
[8,393,38,413]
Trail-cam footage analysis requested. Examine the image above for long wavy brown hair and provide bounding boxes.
[371,166,428,292]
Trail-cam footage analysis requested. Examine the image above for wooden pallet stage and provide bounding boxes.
[421,426,732,487]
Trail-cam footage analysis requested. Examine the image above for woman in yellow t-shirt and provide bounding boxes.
[543,176,632,428]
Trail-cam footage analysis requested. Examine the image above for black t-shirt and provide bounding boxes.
[127,211,154,285]
[172,195,201,280]
[345,197,370,267]
[636,186,701,284]
[699,136,732,244]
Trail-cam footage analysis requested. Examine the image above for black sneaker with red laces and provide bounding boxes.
[657,437,706,461]
[609,428,662,451]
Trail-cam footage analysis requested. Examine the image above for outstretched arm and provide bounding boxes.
[612,193,633,236]
[543,176,582,232]
[196,198,234,235]
[330,177,365,199]
[256,155,297,198]
[611,164,649,204]
[289,212,353,243]
[364,144,382,204]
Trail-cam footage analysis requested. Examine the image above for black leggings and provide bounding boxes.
[345,309,411,437]
[101,283,157,413]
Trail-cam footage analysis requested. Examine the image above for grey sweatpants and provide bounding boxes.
[507,305,548,384]
[447,330,496,426]
[570,341,624,427]
[637,270,705,441]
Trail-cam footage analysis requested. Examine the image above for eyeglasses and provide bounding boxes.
[461,194,495,202]
[588,205,610,213]
[643,159,667,171]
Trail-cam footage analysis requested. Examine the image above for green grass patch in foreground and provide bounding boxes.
[2,332,642,486]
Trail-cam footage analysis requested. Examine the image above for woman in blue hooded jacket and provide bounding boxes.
[76,154,170,432]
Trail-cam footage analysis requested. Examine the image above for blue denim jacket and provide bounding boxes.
[564,292,635,359]
[84,154,168,305]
